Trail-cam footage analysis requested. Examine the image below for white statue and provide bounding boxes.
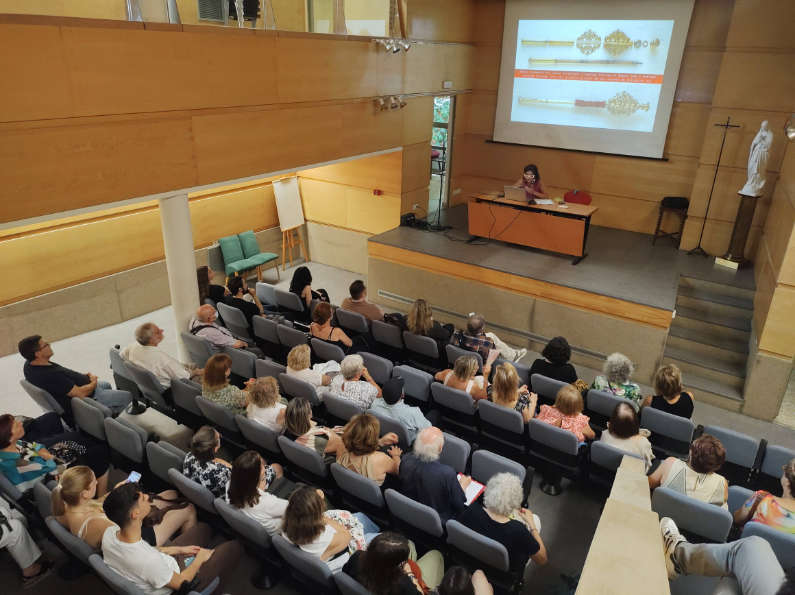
[739,120,773,197]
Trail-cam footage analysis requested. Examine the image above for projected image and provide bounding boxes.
[510,19,673,132]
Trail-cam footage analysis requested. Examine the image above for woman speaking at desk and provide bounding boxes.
[514,164,549,203]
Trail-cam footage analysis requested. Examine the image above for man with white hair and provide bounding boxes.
[329,354,382,409]
[398,426,471,523]
[188,305,248,350]
[121,323,201,389]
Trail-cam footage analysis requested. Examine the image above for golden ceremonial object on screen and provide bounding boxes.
[528,58,642,66]
[521,29,660,56]
[518,91,650,116]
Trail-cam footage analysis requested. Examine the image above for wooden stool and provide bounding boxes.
[652,196,689,245]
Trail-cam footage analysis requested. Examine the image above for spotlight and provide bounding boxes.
[374,97,386,111]
[398,40,411,52]
[399,97,407,108]
[391,40,401,54]
[389,96,400,110]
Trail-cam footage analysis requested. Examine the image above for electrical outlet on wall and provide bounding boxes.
[412,203,420,210]
[442,81,453,89]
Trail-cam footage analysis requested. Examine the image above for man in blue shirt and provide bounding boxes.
[368,378,431,444]
[398,426,471,523]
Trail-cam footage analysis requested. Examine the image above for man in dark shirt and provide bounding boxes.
[19,335,131,417]
[398,426,471,523]
[223,276,263,327]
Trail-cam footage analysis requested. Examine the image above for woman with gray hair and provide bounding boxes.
[590,352,643,408]
[457,473,547,571]
[329,354,382,409]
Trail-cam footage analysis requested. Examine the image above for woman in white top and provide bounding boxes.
[52,465,198,550]
[648,434,729,507]
[227,451,289,534]
[246,376,287,431]
[434,353,497,402]
[286,344,332,388]
[598,402,654,472]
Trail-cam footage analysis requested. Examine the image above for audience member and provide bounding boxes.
[19,335,132,416]
[53,465,197,550]
[336,414,401,487]
[0,413,110,495]
[182,426,232,498]
[223,276,264,326]
[536,384,595,442]
[591,352,643,408]
[0,495,51,586]
[644,364,695,419]
[732,458,794,534]
[398,427,470,523]
[246,376,287,431]
[121,323,201,389]
[437,567,494,595]
[311,302,354,351]
[330,354,382,409]
[490,362,538,423]
[660,517,786,593]
[101,482,242,594]
[369,377,432,443]
[196,265,227,303]
[282,484,379,571]
[598,402,654,472]
[435,354,495,402]
[648,434,728,507]
[188,305,248,350]
[226,451,289,534]
[283,398,343,462]
[455,314,526,363]
[528,337,577,390]
[407,298,453,344]
[457,473,547,572]
[201,353,247,415]
[286,344,332,388]
[289,266,329,323]
[343,531,445,594]
[341,280,384,322]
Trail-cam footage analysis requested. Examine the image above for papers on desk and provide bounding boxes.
[534,199,555,205]
[458,474,486,506]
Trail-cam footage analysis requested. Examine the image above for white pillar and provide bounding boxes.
[158,193,199,362]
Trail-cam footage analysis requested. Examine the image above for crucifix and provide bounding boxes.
[688,116,741,257]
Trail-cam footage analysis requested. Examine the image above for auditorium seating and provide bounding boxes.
[145,441,186,487]
[104,416,149,469]
[223,345,257,380]
[272,533,336,594]
[252,315,282,359]
[702,424,763,487]
[640,406,695,460]
[430,382,478,441]
[402,330,442,368]
[359,351,393,385]
[330,462,388,525]
[216,302,254,343]
[20,378,70,426]
[528,418,582,495]
[584,388,626,431]
[651,486,733,542]
[757,443,795,493]
[530,373,568,407]
[171,377,204,427]
[477,399,527,461]
[90,553,220,595]
[310,336,345,363]
[392,364,433,407]
[124,359,171,411]
[72,397,111,442]
[384,488,446,552]
[369,409,411,450]
[195,396,245,445]
[235,414,283,462]
[255,281,278,308]
[335,571,370,595]
[445,519,522,593]
[324,392,365,426]
[336,308,370,335]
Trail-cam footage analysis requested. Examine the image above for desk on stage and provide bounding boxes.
[468,193,598,264]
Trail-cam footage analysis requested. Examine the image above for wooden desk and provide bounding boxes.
[468,193,598,264]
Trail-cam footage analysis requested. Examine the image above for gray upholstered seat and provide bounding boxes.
[402,331,439,360]
[446,344,482,371]
[109,347,145,403]
[500,358,530,386]
[235,414,283,459]
[279,372,322,407]
[272,533,335,591]
[742,519,795,570]
[172,378,203,416]
[180,332,215,367]
[104,417,148,464]
[20,378,66,420]
[392,365,432,405]
[33,481,53,519]
[146,441,186,486]
[702,425,762,487]
[124,360,170,409]
[439,431,470,474]
[446,519,510,571]
[255,282,278,307]
[590,441,642,473]
[168,468,217,515]
[252,315,281,347]
[222,346,257,379]
[89,552,219,595]
[527,419,581,493]
[477,400,526,457]
[584,389,626,430]
[274,288,305,313]
[640,407,695,460]
[335,571,371,595]
[196,396,242,436]
[368,410,411,449]
[336,308,370,334]
[0,472,23,503]
[651,487,733,542]
[216,302,254,342]
[324,392,365,425]
[310,337,345,363]
[727,485,753,515]
[359,352,393,386]
[331,462,386,509]
[470,449,526,486]
[430,383,476,438]
[48,516,96,565]
[276,324,309,349]
[530,373,568,406]
[72,397,111,441]
[371,320,404,350]
[758,444,795,492]
[384,488,444,538]
[277,435,329,487]
[256,358,287,380]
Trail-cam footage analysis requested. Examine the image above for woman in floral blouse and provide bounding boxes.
[590,352,643,409]
[202,353,247,415]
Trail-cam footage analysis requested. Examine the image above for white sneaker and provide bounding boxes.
[513,348,527,362]
[660,517,686,580]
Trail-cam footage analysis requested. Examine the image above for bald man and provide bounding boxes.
[398,426,472,523]
[188,305,247,350]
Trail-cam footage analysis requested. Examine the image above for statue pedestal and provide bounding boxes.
[716,192,758,269]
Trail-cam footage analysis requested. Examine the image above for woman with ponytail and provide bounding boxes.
[52,466,198,549]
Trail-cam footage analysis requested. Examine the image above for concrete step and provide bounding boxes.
[664,346,746,390]
[676,294,754,322]
[678,275,755,303]
[674,305,752,333]
[684,373,744,412]
[668,326,749,355]
[666,335,747,370]
[677,285,753,311]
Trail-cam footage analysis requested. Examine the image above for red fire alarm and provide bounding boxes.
[373,189,383,196]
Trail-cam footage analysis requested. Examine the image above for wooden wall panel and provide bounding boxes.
[758,285,795,358]
[712,53,795,112]
[471,0,505,46]
[300,178,400,235]
[759,183,795,283]
[407,0,475,43]
[404,43,446,93]
[401,142,432,193]
[674,49,724,104]
[402,96,434,146]
[726,0,795,50]
[471,45,501,91]
[401,187,430,216]
[0,0,126,19]
[299,150,403,194]
[665,103,711,157]
[685,0,734,49]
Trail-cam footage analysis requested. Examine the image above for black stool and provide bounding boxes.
[653,196,689,245]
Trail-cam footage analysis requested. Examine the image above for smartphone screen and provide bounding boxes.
[126,471,142,483]
[184,556,195,567]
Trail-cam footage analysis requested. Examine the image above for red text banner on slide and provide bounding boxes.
[514,69,663,84]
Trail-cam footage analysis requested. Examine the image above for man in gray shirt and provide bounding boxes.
[368,377,431,443]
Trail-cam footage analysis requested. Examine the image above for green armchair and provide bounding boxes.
[218,231,279,281]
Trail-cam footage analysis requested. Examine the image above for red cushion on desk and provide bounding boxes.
[564,190,592,205]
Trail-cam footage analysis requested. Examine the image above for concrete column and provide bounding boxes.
[158,193,199,362]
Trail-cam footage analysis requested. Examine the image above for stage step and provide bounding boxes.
[674,305,752,334]
[676,285,753,314]
[664,345,745,390]
[683,373,744,411]
[668,326,749,356]
[678,276,755,303]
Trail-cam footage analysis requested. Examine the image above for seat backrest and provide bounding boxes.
[384,489,444,537]
[195,396,240,434]
[72,397,109,441]
[402,331,439,359]
[255,282,278,306]
[741,520,795,570]
[478,400,524,435]
[499,358,530,387]
[330,463,385,508]
[324,393,365,423]
[277,435,328,478]
[168,468,217,514]
[336,308,370,334]
[109,347,135,383]
[335,571,372,595]
[471,449,525,486]
[271,534,334,589]
[222,346,257,379]
[33,480,53,519]
[446,344,483,371]
[369,410,411,450]
[238,230,261,259]
[256,358,286,379]
[279,373,321,407]
[20,378,64,416]
[218,234,245,266]
[146,441,186,486]
[124,360,168,407]
[651,487,732,542]
[310,337,346,363]
[0,471,23,502]
[727,485,753,514]
[430,383,476,415]
[640,407,695,445]
[235,414,282,456]
[104,417,148,464]
[530,373,568,405]
[252,316,281,344]
[216,302,253,341]
[358,352,393,386]
[590,441,642,472]
[172,378,203,415]
[47,517,96,565]
[440,432,471,474]
[445,519,510,572]
[179,332,215,368]
[528,419,579,456]
[760,444,795,479]
[275,288,305,312]
[585,389,626,419]
[371,320,404,349]
[702,425,760,469]
[392,365,432,404]
[214,497,272,550]
[277,324,309,349]
[89,552,151,595]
